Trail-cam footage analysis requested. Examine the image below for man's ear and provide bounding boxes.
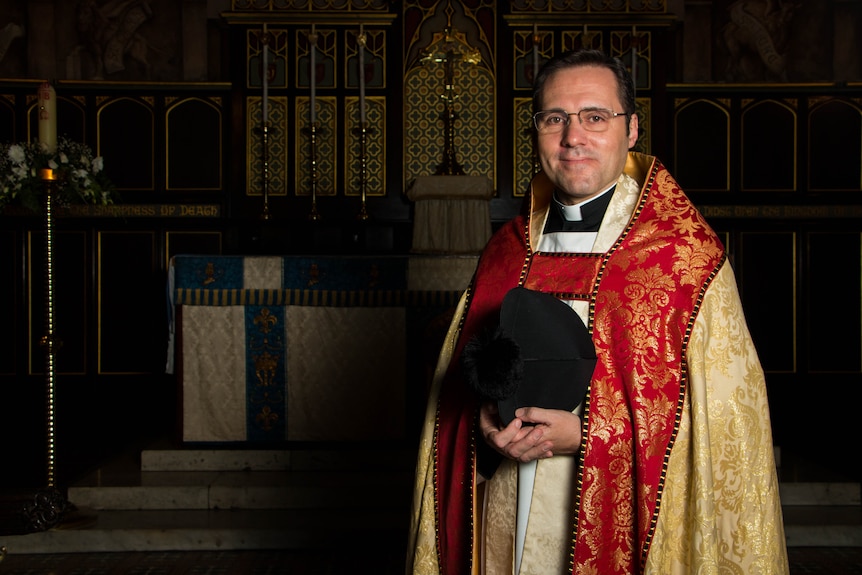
[628,113,639,149]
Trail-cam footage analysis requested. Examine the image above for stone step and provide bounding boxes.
[4,496,860,553]
[140,447,416,473]
[780,481,862,546]
[782,505,862,546]
[67,471,862,511]
[67,446,415,512]
[780,481,860,507]
[2,445,860,554]
[4,502,861,554]
[2,446,415,554]
[0,507,408,554]
[66,469,413,511]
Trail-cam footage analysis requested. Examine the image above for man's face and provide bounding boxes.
[536,65,638,205]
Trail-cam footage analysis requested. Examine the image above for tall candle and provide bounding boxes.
[358,25,366,123]
[262,24,269,124]
[38,82,57,153]
[309,25,316,124]
[532,24,539,81]
[631,26,638,95]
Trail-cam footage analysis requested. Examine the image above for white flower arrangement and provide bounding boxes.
[0,137,115,213]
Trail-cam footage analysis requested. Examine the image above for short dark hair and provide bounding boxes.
[532,49,636,118]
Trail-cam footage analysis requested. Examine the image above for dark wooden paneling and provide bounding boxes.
[809,99,862,191]
[98,98,155,190]
[98,231,164,374]
[741,100,796,191]
[739,232,796,373]
[0,231,16,375]
[27,230,88,375]
[0,95,15,142]
[674,99,730,191]
[27,97,87,146]
[166,231,222,266]
[807,232,862,373]
[166,98,222,190]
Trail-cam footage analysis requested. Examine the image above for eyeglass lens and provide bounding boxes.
[533,109,622,133]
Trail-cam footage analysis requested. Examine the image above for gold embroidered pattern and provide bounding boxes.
[573,159,726,573]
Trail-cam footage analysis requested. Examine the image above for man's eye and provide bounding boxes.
[585,113,606,123]
[547,115,566,124]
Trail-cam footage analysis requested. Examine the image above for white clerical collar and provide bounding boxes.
[553,184,617,222]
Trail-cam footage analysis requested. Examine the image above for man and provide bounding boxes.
[407,49,788,574]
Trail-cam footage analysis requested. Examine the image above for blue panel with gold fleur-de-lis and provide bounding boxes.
[245,305,286,441]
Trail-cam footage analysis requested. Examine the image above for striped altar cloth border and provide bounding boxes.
[174,288,463,307]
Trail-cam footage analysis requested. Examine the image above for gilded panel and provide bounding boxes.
[610,28,650,92]
[509,1,667,13]
[247,27,287,91]
[633,96,650,155]
[295,97,337,197]
[402,1,496,185]
[345,27,386,90]
[232,0,390,10]
[403,64,495,186]
[344,97,386,197]
[297,27,337,90]
[562,27,603,53]
[402,1,496,72]
[513,28,550,90]
[513,97,536,197]
[247,96,289,197]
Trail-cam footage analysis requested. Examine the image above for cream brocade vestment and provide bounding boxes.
[407,153,789,575]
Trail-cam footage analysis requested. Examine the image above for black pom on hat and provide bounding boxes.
[461,287,597,426]
[461,326,524,402]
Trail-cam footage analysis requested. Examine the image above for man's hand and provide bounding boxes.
[479,402,582,463]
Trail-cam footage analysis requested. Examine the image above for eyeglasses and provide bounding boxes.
[533,108,628,134]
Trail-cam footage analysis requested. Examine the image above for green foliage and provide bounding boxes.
[0,138,116,212]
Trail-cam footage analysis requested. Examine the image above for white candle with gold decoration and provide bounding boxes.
[532,24,539,81]
[631,26,638,93]
[309,25,316,123]
[38,82,57,153]
[262,24,269,124]
[359,24,366,123]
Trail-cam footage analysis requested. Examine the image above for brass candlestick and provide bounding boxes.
[260,122,272,220]
[436,53,464,176]
[22,168,74,532]
[357,122,370,220]
[420,25,481,176]
[307,122,321,220]
[531,128,541,175]
[40,168,59,490]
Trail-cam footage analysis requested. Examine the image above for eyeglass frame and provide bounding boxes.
[532,108,630,134]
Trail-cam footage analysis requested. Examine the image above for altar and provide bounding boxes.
[407,175,494,254]
[169,254,477,444]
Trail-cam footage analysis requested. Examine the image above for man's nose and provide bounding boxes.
[560,118,586,145]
